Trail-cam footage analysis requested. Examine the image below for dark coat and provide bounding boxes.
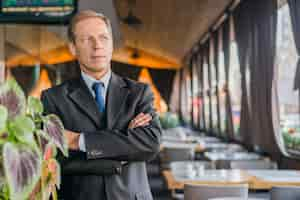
[41,72,162,200]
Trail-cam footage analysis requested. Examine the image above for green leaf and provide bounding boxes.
[0,79,26,120]
[27,96,43,116]
[0,105,8,131]
[3,142,42,200]
[10,115,36,145]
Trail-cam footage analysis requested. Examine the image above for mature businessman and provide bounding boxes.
[41,10,162,200]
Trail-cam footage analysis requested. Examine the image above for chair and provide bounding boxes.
[212,153,262,169]
[230,160,278,170]
[184,184,248,200]
[170,161,215,199]
[160,147,195,169]
[270,186,300,200]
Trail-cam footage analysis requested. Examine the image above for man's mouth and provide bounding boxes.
[92,55,106,59]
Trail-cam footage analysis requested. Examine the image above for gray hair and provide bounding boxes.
[68,10,113,43]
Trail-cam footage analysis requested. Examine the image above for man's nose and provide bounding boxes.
[92,38,103,49]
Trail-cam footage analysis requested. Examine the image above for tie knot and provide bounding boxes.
[92,82,104,93]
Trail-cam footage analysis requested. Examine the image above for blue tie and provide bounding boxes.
[92,82,105,113]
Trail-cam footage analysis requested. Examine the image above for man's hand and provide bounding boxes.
[128,113,152,129]
[64,130,80,150]
[64,113,152,149]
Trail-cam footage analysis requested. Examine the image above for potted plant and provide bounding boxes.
[0,79,68,200]
[159,112,179,129]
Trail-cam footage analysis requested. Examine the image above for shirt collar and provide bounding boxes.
[81,70,111,92]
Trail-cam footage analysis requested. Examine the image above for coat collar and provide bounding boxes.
[68,72,129,129]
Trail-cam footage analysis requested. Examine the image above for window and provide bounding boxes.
[276,4,300,153]
[192,56,200,127]
[203,54,210,131]
[199,53,206,130]
[229,18,242,138]
[210,38,219,134]
[181,66,192,124]
[218,27,227,136]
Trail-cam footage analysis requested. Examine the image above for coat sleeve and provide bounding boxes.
[84,84,162,161]
[41,90,123,175]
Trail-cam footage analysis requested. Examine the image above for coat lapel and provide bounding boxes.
[106,73,129,129]
[68,77,104,129]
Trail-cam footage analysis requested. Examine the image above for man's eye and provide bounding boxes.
[80,37,90,42]
[100,37,108,41]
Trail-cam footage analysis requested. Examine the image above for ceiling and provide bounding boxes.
[3,0,233,69]
[114,0,232,67]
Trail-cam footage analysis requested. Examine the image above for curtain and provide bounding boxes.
[189,55,195,125]
[179,68,184,122]
[223,18,234,140]
[249,0,280,157]
[195,52,202,129]
[234,1,253,147]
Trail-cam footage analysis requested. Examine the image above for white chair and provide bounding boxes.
[184,184,248,200]
[270,186,300,200]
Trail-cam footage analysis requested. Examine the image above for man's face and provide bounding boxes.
[69,17,113,74]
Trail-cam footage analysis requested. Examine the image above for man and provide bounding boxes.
[41,10,162,200]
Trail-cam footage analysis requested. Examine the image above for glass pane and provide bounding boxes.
[229,41,241,137]
[180,67,190,123]
[210,39,219,134]
[199,56,205,130]
[203,57,210,130]
[192,60,199,126]
[185,68,192,124]
[219,50,227,136]
[276,4,300,153]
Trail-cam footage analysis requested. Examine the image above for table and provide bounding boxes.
[160,141,205,153]
[163,169,250,190]
[163,169,300,190]
[246,170,300,190]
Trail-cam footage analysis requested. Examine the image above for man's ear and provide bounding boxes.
[68,42,76,57]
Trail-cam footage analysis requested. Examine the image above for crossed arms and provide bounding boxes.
[41,85,162,176]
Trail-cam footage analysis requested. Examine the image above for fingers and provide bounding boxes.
[134,113,152,127]
[128,113,152,129]
[128,113,144,129]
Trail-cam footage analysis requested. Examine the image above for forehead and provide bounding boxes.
[74,17,109,35]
